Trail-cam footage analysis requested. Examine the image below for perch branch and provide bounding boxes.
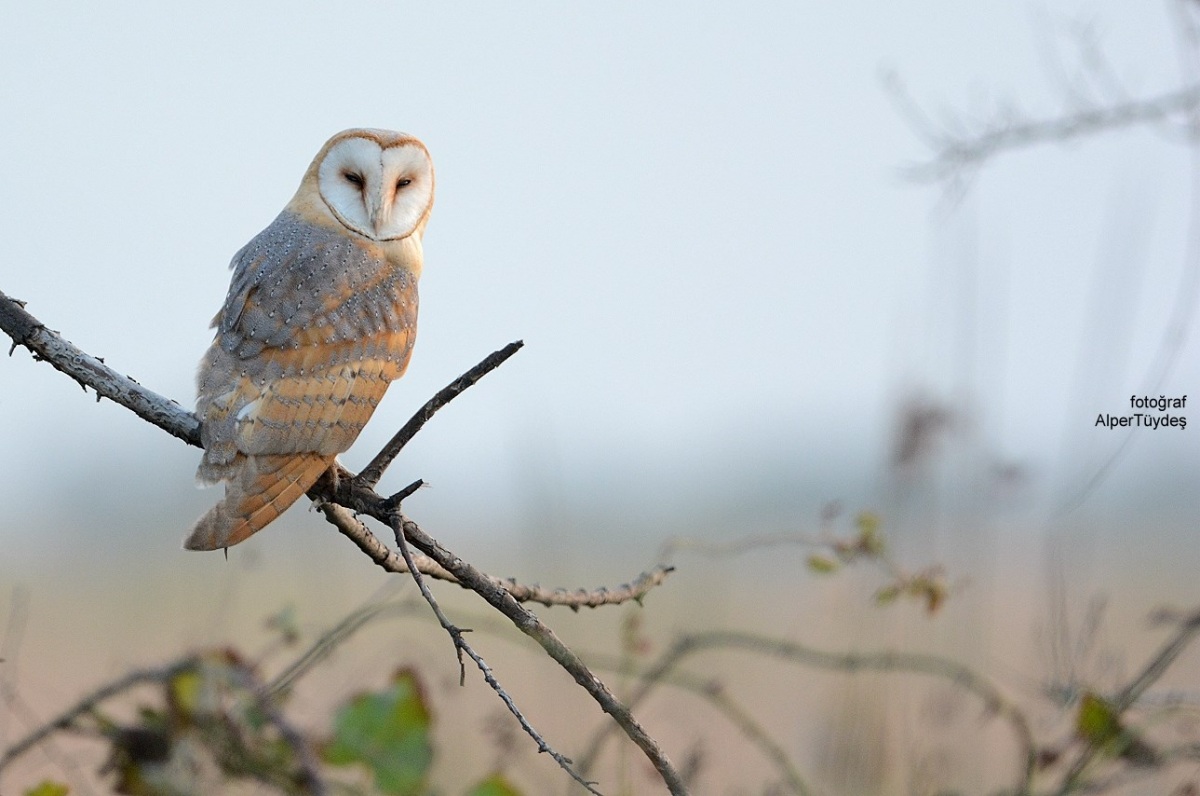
[0,289,684,794]
[0,289,200,445]
[320,480,688,795]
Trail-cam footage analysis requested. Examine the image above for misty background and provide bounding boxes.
[0,2,1197,792]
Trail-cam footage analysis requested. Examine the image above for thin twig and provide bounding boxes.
[388,514,603,796]
[357,340,524,488]
[0,658,200,774]
[893,81,1200,182]
[386,513,686,795]
[319,501,672,608]
[578,629,1035,796]
[1054,608,1200,794]
[388,512,469,684]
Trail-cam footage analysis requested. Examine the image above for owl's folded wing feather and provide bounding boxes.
[196,211,417,481]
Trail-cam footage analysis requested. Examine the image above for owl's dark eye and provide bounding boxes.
[396,178,412,190]
[343,171,365,187]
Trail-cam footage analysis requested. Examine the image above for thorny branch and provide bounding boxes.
[386,512,604,796]
[0,288,684,795]
[320,500,672,609]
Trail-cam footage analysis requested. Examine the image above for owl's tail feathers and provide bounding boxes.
[184,453,332,551]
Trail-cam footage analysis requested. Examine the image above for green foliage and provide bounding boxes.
[1076,692,1122,749]
[1075,692,1159,765]
[324,668,434,795]
[465,773,525,796]
[805,554,840,574]
[24,782,70,796]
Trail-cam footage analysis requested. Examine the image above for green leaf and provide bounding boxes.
[466,773,525,796]
[855,511,885,556]
[24,781,70,796]
[1075,692,1159,764]
[806,554,839,574]
[324,668,433,795]
[1076,692,1121,747]
[874,584,901,606]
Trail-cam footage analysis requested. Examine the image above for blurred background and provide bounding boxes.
[1,2,1197,794]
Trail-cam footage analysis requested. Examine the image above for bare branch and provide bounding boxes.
[318,500,673,609]
[1,287,684,793]
[357,340,524,488]
[0,658,199,774]
[389,514,687,795]
[0,290,201,446]
[386,513,602,796]
[578,630,1035,796]
[1055,607,1200,793]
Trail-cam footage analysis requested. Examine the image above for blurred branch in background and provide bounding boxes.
[888,73,1200,185]
[660,509,953,615]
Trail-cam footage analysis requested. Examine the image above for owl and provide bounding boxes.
[185,128,434,551]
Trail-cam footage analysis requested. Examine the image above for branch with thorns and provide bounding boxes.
[0,288,684,795]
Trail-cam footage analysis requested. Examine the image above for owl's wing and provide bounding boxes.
[196,211,417,483]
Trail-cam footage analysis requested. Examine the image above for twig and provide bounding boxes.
[1054,608,1200,794]
[892,80,1200,182]
[387,514,603,796]
[0,658,199,774]
[319,500,673,609]
[356,340,524,488]
[224,660,327,796]
[578,629,1035,796]
[388,512,469,683]
[388,514,687,795]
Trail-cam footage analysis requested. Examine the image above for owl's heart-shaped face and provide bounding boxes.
[315,131,434,242]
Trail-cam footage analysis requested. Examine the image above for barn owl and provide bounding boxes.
[185,128,434,551]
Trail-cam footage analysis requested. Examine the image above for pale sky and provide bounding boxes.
[1,1,1196,564]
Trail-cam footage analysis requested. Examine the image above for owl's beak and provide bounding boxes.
[367,189,389,237]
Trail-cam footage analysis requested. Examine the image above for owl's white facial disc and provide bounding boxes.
[317,137,433,241]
